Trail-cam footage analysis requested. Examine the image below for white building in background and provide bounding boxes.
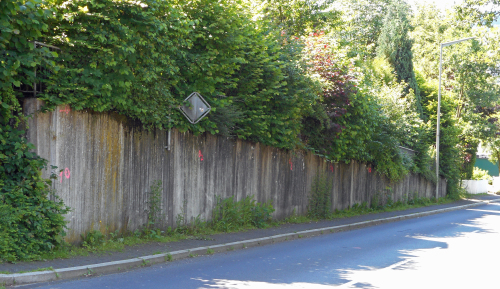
[476,142,491,160]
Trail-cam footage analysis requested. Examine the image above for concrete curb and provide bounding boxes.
[2,199,498,286]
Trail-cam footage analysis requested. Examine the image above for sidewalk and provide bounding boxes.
[2,194,500,286]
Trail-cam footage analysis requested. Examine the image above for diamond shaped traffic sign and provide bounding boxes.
[179,92,211,124]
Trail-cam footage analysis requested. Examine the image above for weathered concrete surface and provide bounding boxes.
[23,99,447,242]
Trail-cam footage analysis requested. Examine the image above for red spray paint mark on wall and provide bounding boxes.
[289,158,293,171]
[330,164,334,172]
[368,167,372,173]
[59,105,71,114]
[199,150,204,161]
[59,168,71,183]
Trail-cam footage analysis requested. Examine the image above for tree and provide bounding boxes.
[412,5,500,133]
[249,0,340,36]
[487,135,500,175]
[377,0,422,116]
[332,0,391,59]
[456,0,500,26]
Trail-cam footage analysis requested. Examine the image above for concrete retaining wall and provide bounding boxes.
[23,98,447,242]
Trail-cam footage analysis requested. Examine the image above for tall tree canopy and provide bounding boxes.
[457,0,500,26]
[377,0,422,116]
[249,0,340,35]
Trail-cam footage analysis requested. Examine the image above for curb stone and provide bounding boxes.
[1,199,497,286]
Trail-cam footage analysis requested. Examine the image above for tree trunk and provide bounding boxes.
[497,154,500,176]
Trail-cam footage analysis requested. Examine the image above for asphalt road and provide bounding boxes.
[20,202,500,289]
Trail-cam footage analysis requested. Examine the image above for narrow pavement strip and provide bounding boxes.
[2,194,500,286]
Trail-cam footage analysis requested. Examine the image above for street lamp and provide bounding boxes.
[436,37,475,199]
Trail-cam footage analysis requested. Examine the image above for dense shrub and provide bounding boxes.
[472,167,492,181]
[0,0,70,261]
[38,0,319,149]
[0,124,70,261]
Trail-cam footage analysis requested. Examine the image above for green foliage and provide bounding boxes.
[147,180,164,229]
[333,0,391,59]
[229,31,319,149]
[411,6,500,124]
[283,208,310,224]
[42,0,190,131]
[326,193,448,219]
[363,65,434,181]
[6,4,495,260]
[301,32,418,182]
[211,196,274,231]
[369,57,397,85]
[5,0,441,187]
[307,174,332,219]
[250,0,340,36]
[365,122,411,182]
[472,167,492,181]
[329,90,379,163]
[456,0,500,26]
[36,0,319,150]
[301,33,370,162]
[0,124,69,261]
[81,230,105,250]
[377,0,422,116]
[487,142,500,176]
[0,0,57,96]
[0,0,70,262]
[461,143,478,179]
[426,88,462,193]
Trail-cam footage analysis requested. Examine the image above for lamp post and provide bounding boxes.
[436,37,475,199]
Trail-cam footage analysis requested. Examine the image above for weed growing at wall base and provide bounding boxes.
[147,180,164,229]
[81,230,105,250]
[307,174,332,219]
[211,196,274,231]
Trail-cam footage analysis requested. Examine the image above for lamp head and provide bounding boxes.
[441,37,475,47]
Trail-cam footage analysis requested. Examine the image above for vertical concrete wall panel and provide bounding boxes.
[367,170,378,206]
[339,163,350,209]
[331,162,340,212]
